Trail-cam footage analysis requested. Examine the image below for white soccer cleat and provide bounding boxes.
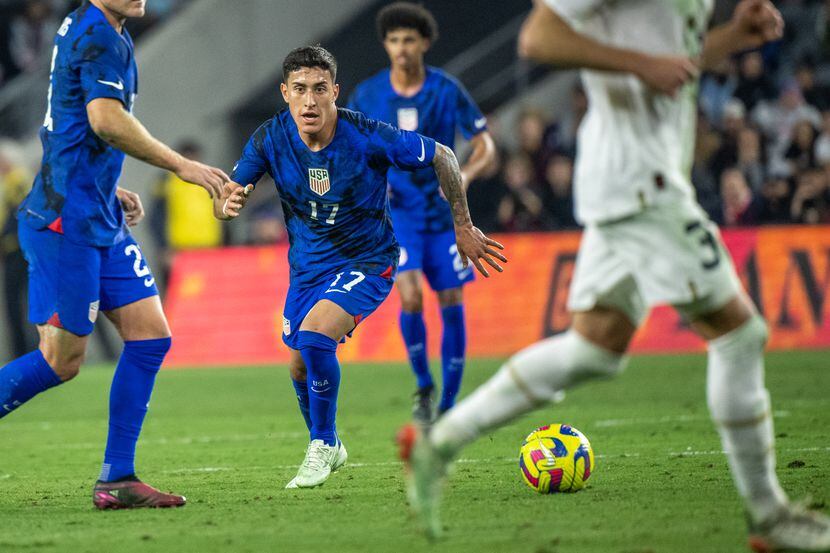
[748,502,830,552]
[397,424,449,539]
[289,439,348,489]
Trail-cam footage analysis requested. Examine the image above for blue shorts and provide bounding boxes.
[19,224,159,337]
[282,267,395,350]
[397,227,474,291]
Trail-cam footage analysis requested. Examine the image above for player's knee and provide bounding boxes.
[437,287,463,308]
[289,362,307,381]
[400,293,423,313]
[42,347,85,382]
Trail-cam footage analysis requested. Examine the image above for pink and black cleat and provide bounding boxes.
[93,478,186,510]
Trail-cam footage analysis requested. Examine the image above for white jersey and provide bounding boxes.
[544,0,714,224]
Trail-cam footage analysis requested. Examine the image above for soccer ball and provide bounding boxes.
[518,423,595,494]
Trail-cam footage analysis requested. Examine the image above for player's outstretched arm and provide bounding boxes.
[701,0,783,70]
[86,98,229,198]
[460,132,497,191]
[518,0,698,96]
[433,143,506,277]
[213,182,253,221]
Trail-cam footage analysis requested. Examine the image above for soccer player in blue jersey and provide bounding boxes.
[217,45,505,489]
[347,2,497,425]
[0,0,229,508]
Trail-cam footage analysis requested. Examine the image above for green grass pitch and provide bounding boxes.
[1,351,828,553]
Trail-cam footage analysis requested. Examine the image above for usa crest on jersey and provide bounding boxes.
[308,168,330,196]
[397,107,419,131]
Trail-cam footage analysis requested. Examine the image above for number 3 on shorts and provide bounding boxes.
[685,221,721,270]
[327,271,365,293]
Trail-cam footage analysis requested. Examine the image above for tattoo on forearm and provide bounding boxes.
[434,144,471,228]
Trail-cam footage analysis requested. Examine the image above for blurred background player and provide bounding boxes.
[0,0,228,509]
[217,46,505,489]
[149,139,222,293]
[348,2,496,425]
[399,1,830,551]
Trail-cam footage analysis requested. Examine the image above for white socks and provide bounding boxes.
[707,316,788,522]
[430,330,626,457]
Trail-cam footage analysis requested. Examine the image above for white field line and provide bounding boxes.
[54,432,306,451]
[161,446,830,475]
[593,410,791,428]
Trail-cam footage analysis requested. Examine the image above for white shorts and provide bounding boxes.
[567,201,742,325]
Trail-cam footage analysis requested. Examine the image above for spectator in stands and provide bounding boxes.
[794,60,830,111]
[784,119,819,174]
[541,153,577,229]
[720,167,760,226]
[8,0,57,75]
[497,153,544,232]
[709,99,747,178]
[733,52,777,112]
[752,80,822,156]
[149,140,222,290]
[736,126,766,192]
[0,141,36,357]
[516,108,550,185]
[790,167,829,224]
[813,110,830,166]
[692,113,723,222]
[700,58,738,126]
[758,173,794,224]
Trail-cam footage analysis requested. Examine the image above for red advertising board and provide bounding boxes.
[164,226,830,367]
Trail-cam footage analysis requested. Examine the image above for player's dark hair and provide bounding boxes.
[282,46,338,82]
[376,2,438,42]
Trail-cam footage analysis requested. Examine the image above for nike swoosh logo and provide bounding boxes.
[98,79,124,90]
[475,117,487,129]
[144,277,155,287]
[310,386,331,393]
[325,289,347,294]
[416,136,426,162]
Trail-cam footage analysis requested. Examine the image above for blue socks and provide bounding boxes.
[291,377,312,431]
[297,331,340,446]
[439,305,466,412]
[100,337,171,482]
[399,311,434,390]
[0,350,62,418]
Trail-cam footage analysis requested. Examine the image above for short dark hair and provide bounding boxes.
[282,46,337,83]
[376,2,438,42]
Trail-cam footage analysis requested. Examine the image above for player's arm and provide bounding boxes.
[433,143,506,277]
[460,132,496,191]
[115,187,144,227]
[86,99,227,198]
[700,0,783,70]
[518,0,698,96]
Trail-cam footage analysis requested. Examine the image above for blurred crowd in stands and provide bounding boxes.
[473,0,830,232]
[0,0,188,88]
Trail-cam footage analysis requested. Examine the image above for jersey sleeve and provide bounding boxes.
[76,31,131,107]
[231,123,271,187]
[370,118,437,171]
[453,80,487,139]
[543,0,606,23]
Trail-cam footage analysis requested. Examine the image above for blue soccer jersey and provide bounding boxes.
[347,66,486,233]
[19,2,137,247]
[231,108,437,287]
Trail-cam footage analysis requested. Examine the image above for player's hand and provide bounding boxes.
[635,54,699,97]
[455,223,507,278]
[116,187,144,227]
[731,0,784,50]
[221,182,254,219]
[175,158,229,199]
